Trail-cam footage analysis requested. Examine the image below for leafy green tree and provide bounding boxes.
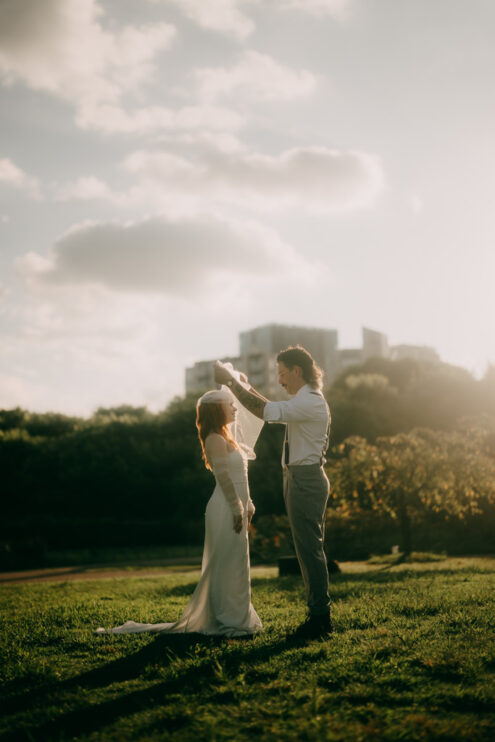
[479,365,495,416]
[328,427,495,555]
[0,408,81,437]
[2,355,495,562]
[90,405,153,425]
[326,358,483,445]
[327,372,402,443]
[0,408,26,431]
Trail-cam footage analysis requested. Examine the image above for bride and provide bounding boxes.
[95,366,263,638]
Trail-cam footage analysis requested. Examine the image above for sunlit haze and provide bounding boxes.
[1,0,494,416]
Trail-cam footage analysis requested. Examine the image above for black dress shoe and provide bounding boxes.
[289,614,333,641]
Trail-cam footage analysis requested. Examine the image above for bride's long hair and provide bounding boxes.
[196,401,239,471]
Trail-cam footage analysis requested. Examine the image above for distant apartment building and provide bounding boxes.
[185,323,440,395]
[362,327,389,360]
[337,331,439,375]
[337,327,389,375]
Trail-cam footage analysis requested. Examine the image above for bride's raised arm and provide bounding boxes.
[214,362,268,420]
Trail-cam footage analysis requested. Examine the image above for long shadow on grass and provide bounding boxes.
[0,633,211,711]
[0,632,295,742]
[3,631,493,742]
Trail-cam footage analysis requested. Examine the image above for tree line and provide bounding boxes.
[1,358,494,567]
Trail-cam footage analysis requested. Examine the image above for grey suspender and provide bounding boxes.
[320,418,331,466]
[283,425,290,466]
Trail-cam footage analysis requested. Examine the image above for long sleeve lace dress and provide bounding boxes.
[95,433,262,637]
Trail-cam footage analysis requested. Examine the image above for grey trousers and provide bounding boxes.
[283,463,330,616]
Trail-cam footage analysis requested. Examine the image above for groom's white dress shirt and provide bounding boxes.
[263,384,330,466]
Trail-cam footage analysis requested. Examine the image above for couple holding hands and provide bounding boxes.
[96,345,332,642]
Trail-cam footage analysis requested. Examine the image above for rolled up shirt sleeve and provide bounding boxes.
[263,394,321,423]
[263,401,285,422]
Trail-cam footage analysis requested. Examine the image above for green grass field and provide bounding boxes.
[1,558,494,741]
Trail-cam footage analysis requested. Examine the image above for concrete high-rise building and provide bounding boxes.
[362,327,389,360]
[335,327,389,375]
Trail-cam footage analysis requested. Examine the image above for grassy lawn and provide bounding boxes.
[1,558,494,741]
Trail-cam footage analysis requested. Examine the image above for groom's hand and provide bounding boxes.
[214,361,232,385]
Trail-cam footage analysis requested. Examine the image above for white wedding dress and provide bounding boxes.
[95,444,262,638]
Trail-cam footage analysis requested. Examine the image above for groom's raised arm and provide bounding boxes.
[214,362,268,420]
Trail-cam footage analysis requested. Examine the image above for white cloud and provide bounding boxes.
[55,145,384,214]
[0,157,40,197]
[196,50,317,103]
[55,176,114,202]
[0,2,341,135]
[278,0,352,18]
[76,102,244,135]
[155,131,246,155]
[0,158,24,186]
[155,0,257,40]
[16,214,316,295]
[0,0,176,132]
[150,0,352,39]
[118,145,385,213]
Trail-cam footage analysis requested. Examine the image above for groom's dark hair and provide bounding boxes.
[277,346,324,390]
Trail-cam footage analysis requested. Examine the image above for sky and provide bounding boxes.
[1,0,494,416]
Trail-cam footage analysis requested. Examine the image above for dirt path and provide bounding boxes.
[0,558,202,585]
[2,556,487,586]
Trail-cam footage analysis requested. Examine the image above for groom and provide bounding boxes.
[214,345,332,640]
